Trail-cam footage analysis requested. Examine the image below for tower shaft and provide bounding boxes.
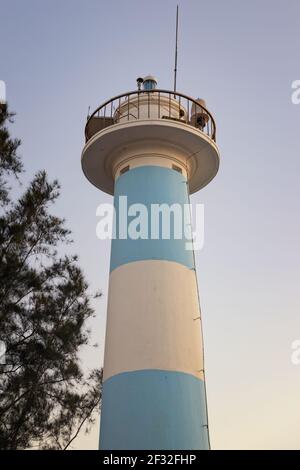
[100,156,209,450]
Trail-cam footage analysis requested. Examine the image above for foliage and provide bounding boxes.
[0,103,102,450]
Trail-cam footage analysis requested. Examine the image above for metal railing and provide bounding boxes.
[85,89,216,143]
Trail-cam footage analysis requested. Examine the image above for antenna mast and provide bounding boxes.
[173,5,179,94]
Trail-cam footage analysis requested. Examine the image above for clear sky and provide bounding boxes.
[1,0,300,450]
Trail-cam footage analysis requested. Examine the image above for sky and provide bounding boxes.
[1,0,300,450]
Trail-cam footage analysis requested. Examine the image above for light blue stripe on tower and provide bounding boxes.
[100,370,209,450]
[110,166,194,272]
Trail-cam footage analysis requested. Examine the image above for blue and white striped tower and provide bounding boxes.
[82,77,219,450]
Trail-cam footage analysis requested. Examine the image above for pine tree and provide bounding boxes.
[0,103,102,450]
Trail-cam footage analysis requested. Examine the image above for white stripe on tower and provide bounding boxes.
[103,260,204,382]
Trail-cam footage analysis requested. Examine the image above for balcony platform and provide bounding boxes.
[81,90,220,195]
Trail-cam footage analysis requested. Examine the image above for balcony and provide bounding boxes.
[85,89,216,143]
[82,89,219,195]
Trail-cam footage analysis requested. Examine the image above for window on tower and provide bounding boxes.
[172,164,183,174]
[120,165,130,175]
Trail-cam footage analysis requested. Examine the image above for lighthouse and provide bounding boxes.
[81,76,219,450]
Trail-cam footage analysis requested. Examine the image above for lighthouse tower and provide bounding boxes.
[81,76,219,450]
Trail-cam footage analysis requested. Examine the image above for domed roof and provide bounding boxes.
[143,75,157,83]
